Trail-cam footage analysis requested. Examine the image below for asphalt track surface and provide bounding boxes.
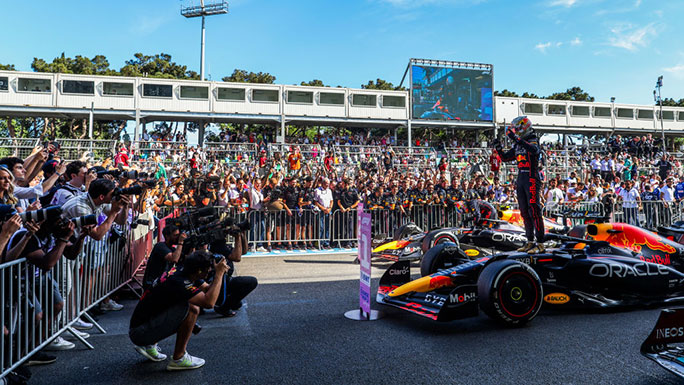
[31,253,683,385]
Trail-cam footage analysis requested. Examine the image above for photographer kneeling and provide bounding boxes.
[129,251,229,371]
[209,228,257,317]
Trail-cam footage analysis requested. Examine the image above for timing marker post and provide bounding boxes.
[345,204,383,321]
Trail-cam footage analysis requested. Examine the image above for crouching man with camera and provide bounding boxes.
[209,228,257,317]
[129,251,229,370]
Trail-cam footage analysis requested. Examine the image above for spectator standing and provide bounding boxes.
[314,178,333,249]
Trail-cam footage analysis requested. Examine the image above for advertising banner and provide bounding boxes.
[358,204,372,315]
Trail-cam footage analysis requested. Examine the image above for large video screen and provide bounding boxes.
[411,65,493,122]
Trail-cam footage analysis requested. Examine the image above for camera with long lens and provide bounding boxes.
[97,169,138,179]
[113,185,144,197]
[0,205,64,223]
[171,207,216,231]
[130,218,150,229]
[139,179,157,188]
[70,214,97,227]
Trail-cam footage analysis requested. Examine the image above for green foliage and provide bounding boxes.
[494,89,519,97]
[300,79,327,87]
[222,69,275,84]
[521,92,541,99]
[361,78,406,91]
[31,52,118,76]
[661,98,684,107]
[119,53,198,79]
[0,64,15,71]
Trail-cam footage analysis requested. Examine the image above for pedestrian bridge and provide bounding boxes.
[0,70,683,138]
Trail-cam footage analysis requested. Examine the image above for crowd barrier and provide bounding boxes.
[0,210,155,378]
[205,142,258,163]
[57,139,118,163]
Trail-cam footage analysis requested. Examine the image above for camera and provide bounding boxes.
[171,207,216,231]
[0,205,64,223]
[139,179,157,188]
[113,185,144,197]
[71,214,97,227]
[130,218,150,229]
[97,169,138,179]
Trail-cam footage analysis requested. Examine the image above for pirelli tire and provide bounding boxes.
[421,230,459,254]
[393,223,423,241]
[420,242,469,277]
[477,260,543,327]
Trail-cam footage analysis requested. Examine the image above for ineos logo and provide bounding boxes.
[656,327,684,339]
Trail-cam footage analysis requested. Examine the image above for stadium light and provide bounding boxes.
[654,75,665,154]
[181,0,229,81]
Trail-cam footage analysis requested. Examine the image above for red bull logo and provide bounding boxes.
[592,223,676,260]
[428,275,452,290]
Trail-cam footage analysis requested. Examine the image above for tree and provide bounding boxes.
[547,86,595,102]
[119,53,198,79]
[521,92,540,99]
[494,89,519,97]
[361,78,405,91]
[300,79,327,87]
[0,64,15,71]
[661,98,684,107]
[222,69,276,84]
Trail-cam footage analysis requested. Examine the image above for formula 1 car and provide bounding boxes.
[371,208,565,264]
[376,222,684,326]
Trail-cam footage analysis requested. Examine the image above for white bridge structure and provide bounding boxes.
[0,70,683,143]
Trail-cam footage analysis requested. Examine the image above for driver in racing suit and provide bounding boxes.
[461,198,498,226]
[493,116,545,254]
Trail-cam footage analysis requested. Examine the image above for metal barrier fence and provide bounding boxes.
[0,210,155,378]
[205,142,258,163]
[57,139,118,163]
[0,139,40,160]
[268,144,322,162]
[611,200,684,230]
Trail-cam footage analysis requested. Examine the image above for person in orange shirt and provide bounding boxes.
[288,147,302,175]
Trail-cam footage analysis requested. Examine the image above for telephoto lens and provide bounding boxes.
[71,214,97,227]
[113,185,144,196]
[19,206,63,223]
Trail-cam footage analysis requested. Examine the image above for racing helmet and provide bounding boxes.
[511,116,534,139]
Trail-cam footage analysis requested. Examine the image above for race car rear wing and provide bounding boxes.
[641,308,684,379]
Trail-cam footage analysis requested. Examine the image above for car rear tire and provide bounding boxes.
[421,231,459,253]
[420,243,469,277]
[477,259,542,327]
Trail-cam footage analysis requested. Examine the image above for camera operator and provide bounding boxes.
[142,224,186,289]
[208,228,256,317]
[129,251,229,370]
[49,161,96,207]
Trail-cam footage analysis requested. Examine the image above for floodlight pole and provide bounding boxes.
[181,1,229,81]
[655,76,665,154]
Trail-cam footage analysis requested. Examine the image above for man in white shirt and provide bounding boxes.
[314,178,334,249]
[590,155,601,177]
[545,179,564,218]
[620,180,640,226]
[661,178,675,226]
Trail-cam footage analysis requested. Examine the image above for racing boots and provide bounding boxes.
[527,243,546,254]
[517,242,535,253]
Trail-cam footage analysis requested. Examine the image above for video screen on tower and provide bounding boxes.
[411,65,493,122]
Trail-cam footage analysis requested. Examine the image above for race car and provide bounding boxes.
[371,220,526,264]
[376,222,684,326]
[498,207,566,233]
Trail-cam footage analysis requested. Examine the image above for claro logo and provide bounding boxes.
[544,293,570,305]
[656,327,684,339]
[389,267,410,276]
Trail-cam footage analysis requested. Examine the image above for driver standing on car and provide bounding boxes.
[493,116,545,254]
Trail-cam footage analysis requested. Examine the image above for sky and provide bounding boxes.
[1,0,682,106]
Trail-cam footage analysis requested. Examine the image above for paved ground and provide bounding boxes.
[31,253,682,385]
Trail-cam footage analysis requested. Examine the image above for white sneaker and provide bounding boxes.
[64,329,90,340]
[134,344,167,362]
[167,351,205,371]
[73,318,93,330]
[256,246,267,252]
[100,299,124,311]
[44,336,74,351]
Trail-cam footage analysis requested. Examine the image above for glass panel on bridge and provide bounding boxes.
[0,77,7,91]
[103,82,134,96]
[383,95,406,108]
[548,104,566,115]
[659,110,675,120]
[351,94,377,107]
[594,107,611,117]
[679,111,684,121]
[143,84,173,98]
[319,92,344,105]
[62,80,94,95]
[287,90,313,104]
[570,106,590,116]
[523,103,542,114]
[17,78,51,92]
[252,89,279,102]
[180,85,209,99]
[637,109,654,119]
[617,108,634,119]
[217,87,245,101]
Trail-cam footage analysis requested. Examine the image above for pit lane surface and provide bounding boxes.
[32,254,682,385]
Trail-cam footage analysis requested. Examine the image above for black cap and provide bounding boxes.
[42,160,58,175]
